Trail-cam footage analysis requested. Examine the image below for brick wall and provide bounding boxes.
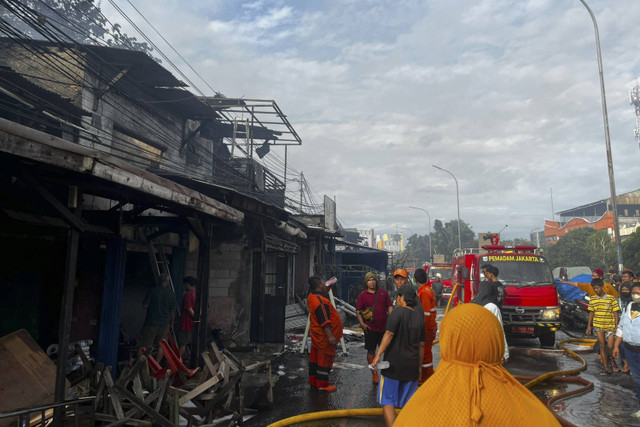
[185,233,253,346]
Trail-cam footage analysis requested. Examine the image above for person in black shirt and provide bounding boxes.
[372,284,425,426]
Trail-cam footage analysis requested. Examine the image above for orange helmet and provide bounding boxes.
[393,269,408,278]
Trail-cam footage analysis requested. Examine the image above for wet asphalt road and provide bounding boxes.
[244,307,640,427]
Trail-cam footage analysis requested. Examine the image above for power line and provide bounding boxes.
[122,0,220,96]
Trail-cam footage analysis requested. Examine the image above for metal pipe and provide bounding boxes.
[433,165,461,250]
[577,0,623,272]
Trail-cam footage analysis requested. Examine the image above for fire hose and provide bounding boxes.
[268,283,597,427]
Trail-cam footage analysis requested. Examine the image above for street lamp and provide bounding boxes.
[577,0,623,272]
[409,206,432,262]
[433,165,462,250]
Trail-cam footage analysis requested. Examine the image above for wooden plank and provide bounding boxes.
[103,366,125,420]
[202,373,242,416]
[73,343,92,374]
[267,363,273,404]
[221,361,230,387]
[210,342,223,365]
[117,356,147,387]
[179,407,202,427]
[123,388,160,419]
[132,375,144,400]
[178,373,224,406]
[244,360,269,372]
[95,413,152,427]
[93,370,106,411]
[222,350,243,372]
[113,384,173,427]
[237,381,244,421]
[141,360,153,391]
[196,364,210,386]
[201,352,217,376]
[154,370,171,413]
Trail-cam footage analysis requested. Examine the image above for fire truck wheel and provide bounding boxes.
[539,332,556,348]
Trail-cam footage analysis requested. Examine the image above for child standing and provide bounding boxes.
[587,278,620,375]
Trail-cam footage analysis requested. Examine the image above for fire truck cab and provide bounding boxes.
[451,244,561,347]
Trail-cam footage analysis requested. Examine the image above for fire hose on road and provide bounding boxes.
[268,283,597,427]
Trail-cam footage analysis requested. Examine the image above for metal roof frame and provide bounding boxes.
[199,97,302,147]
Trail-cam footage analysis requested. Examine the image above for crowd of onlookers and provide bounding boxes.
[305,266,561,426]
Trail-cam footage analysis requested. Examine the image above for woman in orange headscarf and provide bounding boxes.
[395,303,560,426]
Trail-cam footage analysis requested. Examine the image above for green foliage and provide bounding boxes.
[404,219,476,263]
[544,228,596,270]
[2,0,154,56]
[622,229,640,272]
[585,229,616,270]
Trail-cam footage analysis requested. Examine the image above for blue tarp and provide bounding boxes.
[555,273,591,301]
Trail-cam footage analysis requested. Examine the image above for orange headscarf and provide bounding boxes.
[395,304,560,426]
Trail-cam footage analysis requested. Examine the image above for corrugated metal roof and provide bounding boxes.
[81,44,186,88]
[138,87,220,119]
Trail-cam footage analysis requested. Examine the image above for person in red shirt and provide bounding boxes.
[357,272,393,384]
[415,268,437,382]
[307,276,343,392]
[178,276,197,357]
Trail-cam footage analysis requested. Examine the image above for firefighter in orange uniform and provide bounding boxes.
[307,275,343,392]
[415,268,437,382]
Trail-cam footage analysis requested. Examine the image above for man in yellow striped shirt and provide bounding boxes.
[587,278,620,375]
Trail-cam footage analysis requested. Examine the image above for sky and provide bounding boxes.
[101,0,640,240]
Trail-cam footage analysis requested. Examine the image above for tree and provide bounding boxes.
[622,229,640,272]
[544,228,595,270]
[1,0,154,56]
[404,219,476,263]
[586,230,616,271]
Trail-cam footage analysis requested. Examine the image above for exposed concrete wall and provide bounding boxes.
[185,229,253,346]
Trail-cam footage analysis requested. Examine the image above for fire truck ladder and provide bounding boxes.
[145,226,181,317]
[231,118,250,156]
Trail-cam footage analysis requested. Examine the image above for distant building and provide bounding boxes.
[341,228,375,247]
[358,229,375,247]
[544,189,640,244]
[376,233,403,253]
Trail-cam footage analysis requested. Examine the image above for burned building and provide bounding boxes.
[0,37,338,406]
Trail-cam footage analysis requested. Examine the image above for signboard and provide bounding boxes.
[324,195,337,232]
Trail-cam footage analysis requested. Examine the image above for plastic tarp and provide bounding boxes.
[555,273,591,301]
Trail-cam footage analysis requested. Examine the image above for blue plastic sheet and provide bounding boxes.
[555,273,591,301]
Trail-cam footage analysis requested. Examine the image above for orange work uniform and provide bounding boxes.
[418,283,437,382]
[307,291,343,388]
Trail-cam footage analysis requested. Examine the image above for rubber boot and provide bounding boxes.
[367,355,379,384]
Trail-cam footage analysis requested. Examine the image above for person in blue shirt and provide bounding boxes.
[613,282,640,418]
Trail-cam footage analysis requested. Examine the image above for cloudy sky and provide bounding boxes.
[102,0,640,240]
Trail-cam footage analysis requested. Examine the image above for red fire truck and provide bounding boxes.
[451,244,561,347]
[424,263,453,301]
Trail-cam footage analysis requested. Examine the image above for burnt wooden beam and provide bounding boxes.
[113,384,173,427]
[53,201,81,426]
[180,122,202,154]
[20,172,86,232]
[192,219,211,368]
